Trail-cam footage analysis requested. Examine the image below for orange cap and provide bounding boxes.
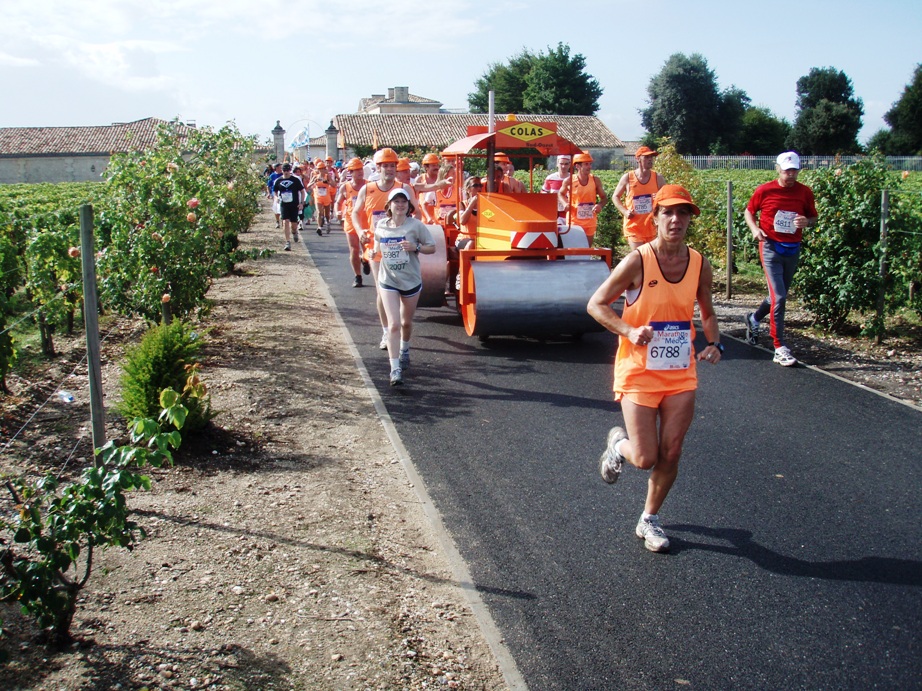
[635,146,659,159]
[373,147,399,165]
[396,157,411,171]
[653,184,700,216]
[494,152,510,162]
[346,157,363,171]
[573,152,593,164]
[422,153,440,166]
[316,161,327,170]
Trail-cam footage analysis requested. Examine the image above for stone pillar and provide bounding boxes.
[272,121,286,162]
[325,121,338,161]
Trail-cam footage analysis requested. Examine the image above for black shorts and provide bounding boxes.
[280,203,300,222]
[379,282,422,298]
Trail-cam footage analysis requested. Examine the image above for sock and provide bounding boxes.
[399,340,410,353]
[642,512,656,521]
[389,358,400,370]
[615,439,628,458]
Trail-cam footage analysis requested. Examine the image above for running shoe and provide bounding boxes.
[636,515,670,552]
[316,227,322,237]
[599,426,627,484]
[379,334,388,350]
[399,349,410,371]
[292,231,299,242]
[284,241,291,251]
[744,312,760,346]
[361,259,371,275]
[773,346,797,367]
[389,368,403,386]
[352,275,362,288]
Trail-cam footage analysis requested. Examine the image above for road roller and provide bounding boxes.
[417,120,613,339]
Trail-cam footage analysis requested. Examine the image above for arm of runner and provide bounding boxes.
[587,251,651,345]
[594,175,608,211]
[695,258,722,363]
[612,173,631,218]
[744,208,766,241]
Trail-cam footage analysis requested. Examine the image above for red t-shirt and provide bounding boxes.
[747,180,818,243]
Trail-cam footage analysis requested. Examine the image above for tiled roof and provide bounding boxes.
[0,118,195,156]
[358,93,442,112]
[333,114,624,150]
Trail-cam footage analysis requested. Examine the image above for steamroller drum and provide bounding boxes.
[418,224,449,308]
[463,260,611,337]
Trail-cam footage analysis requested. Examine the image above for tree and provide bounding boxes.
[883,63,922,154]
[714,86,751,154]
[521,43,603,115]
[468,44,602,116]
[739,106,791,155]
[787,67,863,153]
[640,53,723,154]
[468,50,535,114]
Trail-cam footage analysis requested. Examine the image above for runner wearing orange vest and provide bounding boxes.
[612,146,666,249]
[560,152,607,244]
[588,185,722,553]
[352,148,417,349]
[334,158,367,287]
[309,162,336,234]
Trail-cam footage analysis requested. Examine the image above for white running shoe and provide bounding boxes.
[389,368,403,386]
[773,346,797,367]
[636,515,670,552]
[599,426,627,484]
[379,334,388,350]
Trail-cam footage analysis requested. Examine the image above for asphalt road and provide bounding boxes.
[302,225,922,690]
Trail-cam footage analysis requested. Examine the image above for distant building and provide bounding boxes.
[288,85,625,169]
[358,86,443,115]
[0,117,198,184]
[327,113,626,168]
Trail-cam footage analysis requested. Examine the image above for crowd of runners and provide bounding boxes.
[266,147,818,553]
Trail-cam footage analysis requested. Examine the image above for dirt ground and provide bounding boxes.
[1,200,919,690]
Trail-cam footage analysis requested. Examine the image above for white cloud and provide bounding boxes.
[0,52,40,67]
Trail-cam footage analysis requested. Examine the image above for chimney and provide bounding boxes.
[387,88,395,100]
[394,86,409,102]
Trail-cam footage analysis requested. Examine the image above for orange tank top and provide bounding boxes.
[614,243,702,395]
[567,174,601,235]
[435,184,460,227]
[362,181,400,231]
[313,180,334,207]
[623,171,660,240]
[341,180,364,233]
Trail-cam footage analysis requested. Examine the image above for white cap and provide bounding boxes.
[387,187,411,203]
[776,151,800,170]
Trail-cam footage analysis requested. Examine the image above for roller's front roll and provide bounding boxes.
[461,260,611,337]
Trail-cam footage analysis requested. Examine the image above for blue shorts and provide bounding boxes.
[379,282,422,298]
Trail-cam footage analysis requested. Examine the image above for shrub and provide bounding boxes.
[0,389,186,648]
[118,320,214,432]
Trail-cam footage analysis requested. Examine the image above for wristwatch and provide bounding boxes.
[708,342,725,353]
[415,242,421,254]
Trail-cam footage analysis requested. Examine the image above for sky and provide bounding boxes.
[2,0,920,148]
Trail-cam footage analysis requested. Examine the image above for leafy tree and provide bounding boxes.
[521,43,603,115]
[787,67,863,153]
[882,63,922,154]
[739,106,792,154]
[713,86,751,154]
[468,50,536,114]
[468,44,602,116]
[640,53,723,154]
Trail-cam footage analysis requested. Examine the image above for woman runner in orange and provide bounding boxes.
[587,185,722,553]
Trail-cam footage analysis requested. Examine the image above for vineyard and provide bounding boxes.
[0,122,267,391]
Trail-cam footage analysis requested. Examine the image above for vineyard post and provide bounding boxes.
[875,190,889,345]
[79,204,106,456]
[725,180,733,299]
